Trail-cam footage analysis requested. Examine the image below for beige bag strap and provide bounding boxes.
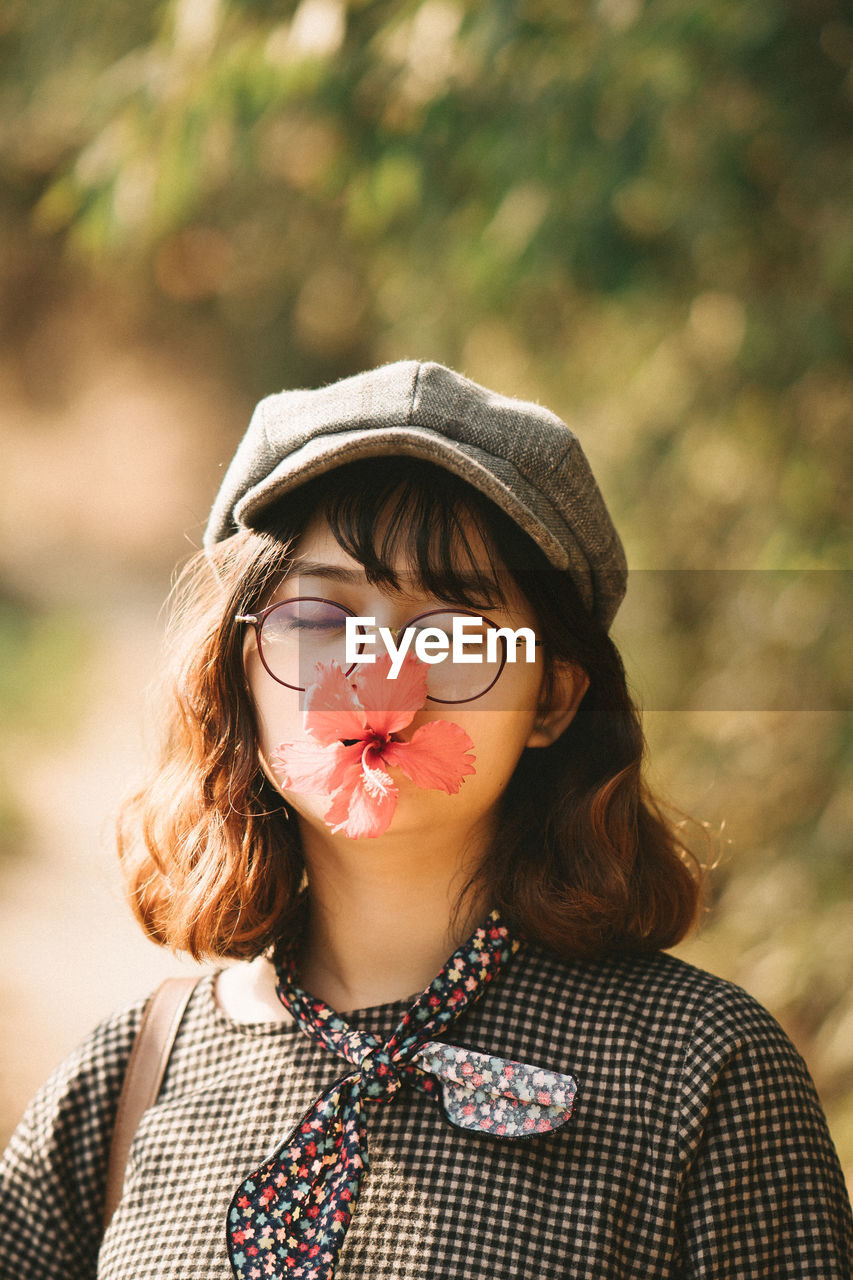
[103,975,201,1234]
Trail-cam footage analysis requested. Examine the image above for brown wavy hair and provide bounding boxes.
[118,458,702,961]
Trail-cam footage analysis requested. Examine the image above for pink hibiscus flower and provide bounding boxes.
[270,652,476,839]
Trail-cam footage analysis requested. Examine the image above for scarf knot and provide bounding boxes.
[357,1046,402,1101]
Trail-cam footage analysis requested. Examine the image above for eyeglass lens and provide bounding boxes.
[257,599,506,702]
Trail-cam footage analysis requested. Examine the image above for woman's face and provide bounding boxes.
[243,508,587,847]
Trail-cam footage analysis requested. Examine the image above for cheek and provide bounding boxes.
[441,704,538,799]
[244,647,304,759]
[447,663,543,788]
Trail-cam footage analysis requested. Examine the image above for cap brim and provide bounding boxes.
[232,426,595,610]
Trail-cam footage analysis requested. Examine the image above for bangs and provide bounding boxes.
[275,458,527,609]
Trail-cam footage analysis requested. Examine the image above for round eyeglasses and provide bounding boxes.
[236,597,537,704]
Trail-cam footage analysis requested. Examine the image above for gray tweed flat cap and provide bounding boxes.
[205,360,627,628]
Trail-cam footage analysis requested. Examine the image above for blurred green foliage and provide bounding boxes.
[3,0,851,562]
[3,0,851,395]
[0,597,87,729]
[1,0,851,1155]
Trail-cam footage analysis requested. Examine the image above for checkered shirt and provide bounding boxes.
[2,945,851,1278]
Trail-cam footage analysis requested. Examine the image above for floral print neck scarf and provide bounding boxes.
[226,910,577,1280]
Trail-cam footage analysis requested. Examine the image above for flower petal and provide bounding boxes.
[326,763,398,839]
[381,720,476,793]
[271,739,362,795]
[303,661,367,746]
[352,652,428,737]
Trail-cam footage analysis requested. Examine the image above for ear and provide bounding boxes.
[526,662,589,749]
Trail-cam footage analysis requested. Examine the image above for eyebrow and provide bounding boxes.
[289,560,502,598]
[289,561,373,583]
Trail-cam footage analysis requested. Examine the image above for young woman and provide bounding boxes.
[2,361,850,1278]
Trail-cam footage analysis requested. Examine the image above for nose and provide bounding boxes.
[363,613,406,637]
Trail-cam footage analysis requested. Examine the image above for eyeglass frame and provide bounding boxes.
[236,596,542,704]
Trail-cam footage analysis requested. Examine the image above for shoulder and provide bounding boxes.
[499,943,807,1085]
[13,994,147,1162]
[509,941,777,1030]
[0,994,147,1276]
[496,944,851,1178]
